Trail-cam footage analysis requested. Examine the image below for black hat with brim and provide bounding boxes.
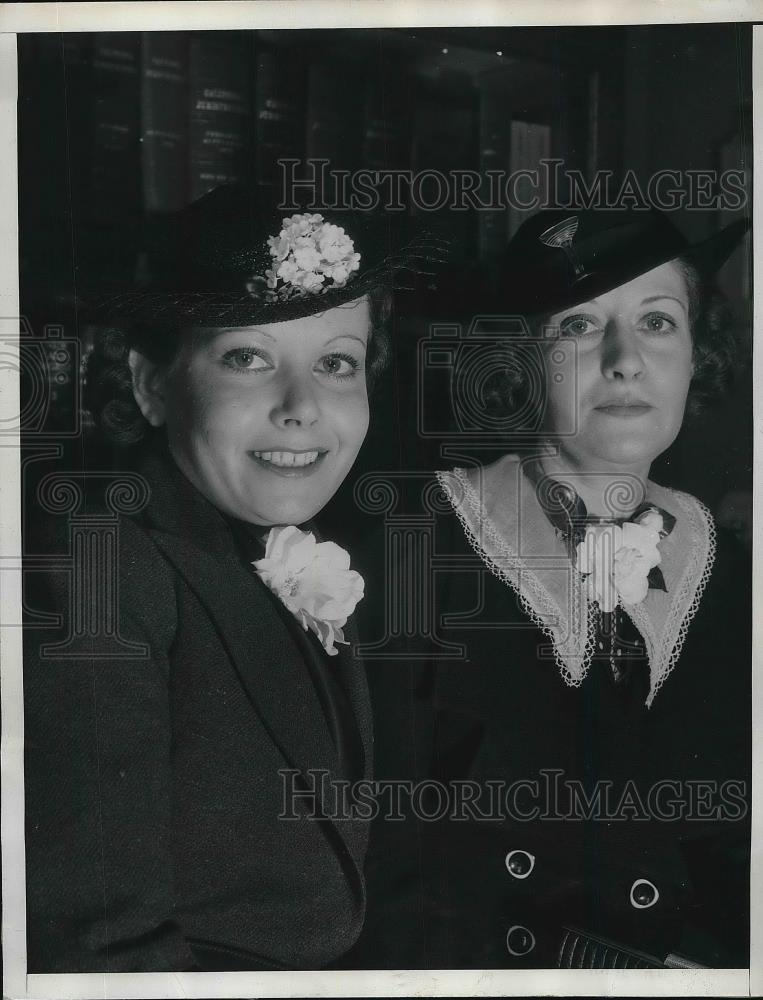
[490,207,749,318]
[87,184,449,327]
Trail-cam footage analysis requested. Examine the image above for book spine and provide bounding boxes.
[89,33,142,223]
[363,70,408,171]
[306,60,364,167]
[140,32,189,212]
[188,34,251,202]
[478,88,509,258]
[507,120,551,239]
[253,47,305,200]
[411,90,478,259]
[587,70,600,180]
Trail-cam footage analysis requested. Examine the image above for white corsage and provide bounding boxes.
[253,525,364,656]
[263,213,361,300]
[575,510,664,613]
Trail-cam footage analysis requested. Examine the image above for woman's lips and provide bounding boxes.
[594,402,654,418]
[249,449,328,477]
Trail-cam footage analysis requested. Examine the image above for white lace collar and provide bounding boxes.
[436,455,716,706]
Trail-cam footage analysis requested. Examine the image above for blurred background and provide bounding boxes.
[17,24,752,543]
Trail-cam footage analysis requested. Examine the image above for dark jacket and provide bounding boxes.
[24,442,372,973]
[351,477,750,970]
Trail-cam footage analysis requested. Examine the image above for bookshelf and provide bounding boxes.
[20,27,618,260]
[17,27,620,435]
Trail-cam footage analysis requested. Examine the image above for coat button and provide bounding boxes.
[505,849,535,879]
[506,924,536,956]
[630,878,659,909]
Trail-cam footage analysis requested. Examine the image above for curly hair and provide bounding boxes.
[84,287,392,446]
[480,257,738,432]
[675,259,737,417]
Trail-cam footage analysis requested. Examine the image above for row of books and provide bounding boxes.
[57,32,415,218]
[56,31,553,256]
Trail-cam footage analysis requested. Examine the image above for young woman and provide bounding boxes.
[23,185,440,972]
[358,207,751,970]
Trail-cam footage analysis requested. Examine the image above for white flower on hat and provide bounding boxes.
[253,525,365,656]
[297,270,325,292]
[275,258,299,284]
[263,213,361,301]
[575,511,663,613]
[292,244,322,272]
[268,236,291,263]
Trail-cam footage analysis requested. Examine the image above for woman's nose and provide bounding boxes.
[270,371,320,428]
[600,321,645,380]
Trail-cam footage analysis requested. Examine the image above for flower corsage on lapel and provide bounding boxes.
[253,525,365,656]
[575,507,675,613]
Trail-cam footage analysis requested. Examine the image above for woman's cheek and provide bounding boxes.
[337,388,370,454]
[662,361,693,436]
[167,364,214,427]
[543,354,580,436]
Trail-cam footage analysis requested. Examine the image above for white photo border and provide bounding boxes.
[1,3,760,998]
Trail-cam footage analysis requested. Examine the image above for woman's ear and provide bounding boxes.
[128,349,168,427]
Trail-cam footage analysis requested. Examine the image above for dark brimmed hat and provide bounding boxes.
[87,184,449,327]
[490,207,749,317]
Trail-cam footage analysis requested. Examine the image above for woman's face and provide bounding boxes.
[542,261,694,473]
[154,297,371,526]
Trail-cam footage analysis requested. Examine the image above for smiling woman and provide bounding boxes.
[128,302,372,526]
[22,185,442,973]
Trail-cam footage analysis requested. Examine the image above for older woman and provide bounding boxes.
[23,185,441,972]
[358,207,750,969]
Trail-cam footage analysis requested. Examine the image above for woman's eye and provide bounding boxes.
[640,312,677,333]
[559,315,599,337]
[316,353,360,379]
[222,348,272,372]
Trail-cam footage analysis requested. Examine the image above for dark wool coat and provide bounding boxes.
[24,442,372,973]
[349,466,750,970]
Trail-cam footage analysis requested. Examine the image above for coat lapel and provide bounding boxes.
[338,613,372,781]
[134,441,367,816]
[231,512,372,783]
[149,530,343,788]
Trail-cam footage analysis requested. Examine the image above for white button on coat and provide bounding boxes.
[630,878,660,909]
[506,924,536,956]
[505,849,535,879]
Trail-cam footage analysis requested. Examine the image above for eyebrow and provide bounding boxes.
[201,328,367,347]
[195,326,276,344]
[640,295,688,311]
[563,294,687,313]
[227,327,276,342]
[323,333,368,348]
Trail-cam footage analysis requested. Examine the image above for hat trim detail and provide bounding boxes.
[538,216,587,278]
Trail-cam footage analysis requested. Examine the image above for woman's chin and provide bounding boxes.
[587,437,667,471]
[237,500,325,528]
